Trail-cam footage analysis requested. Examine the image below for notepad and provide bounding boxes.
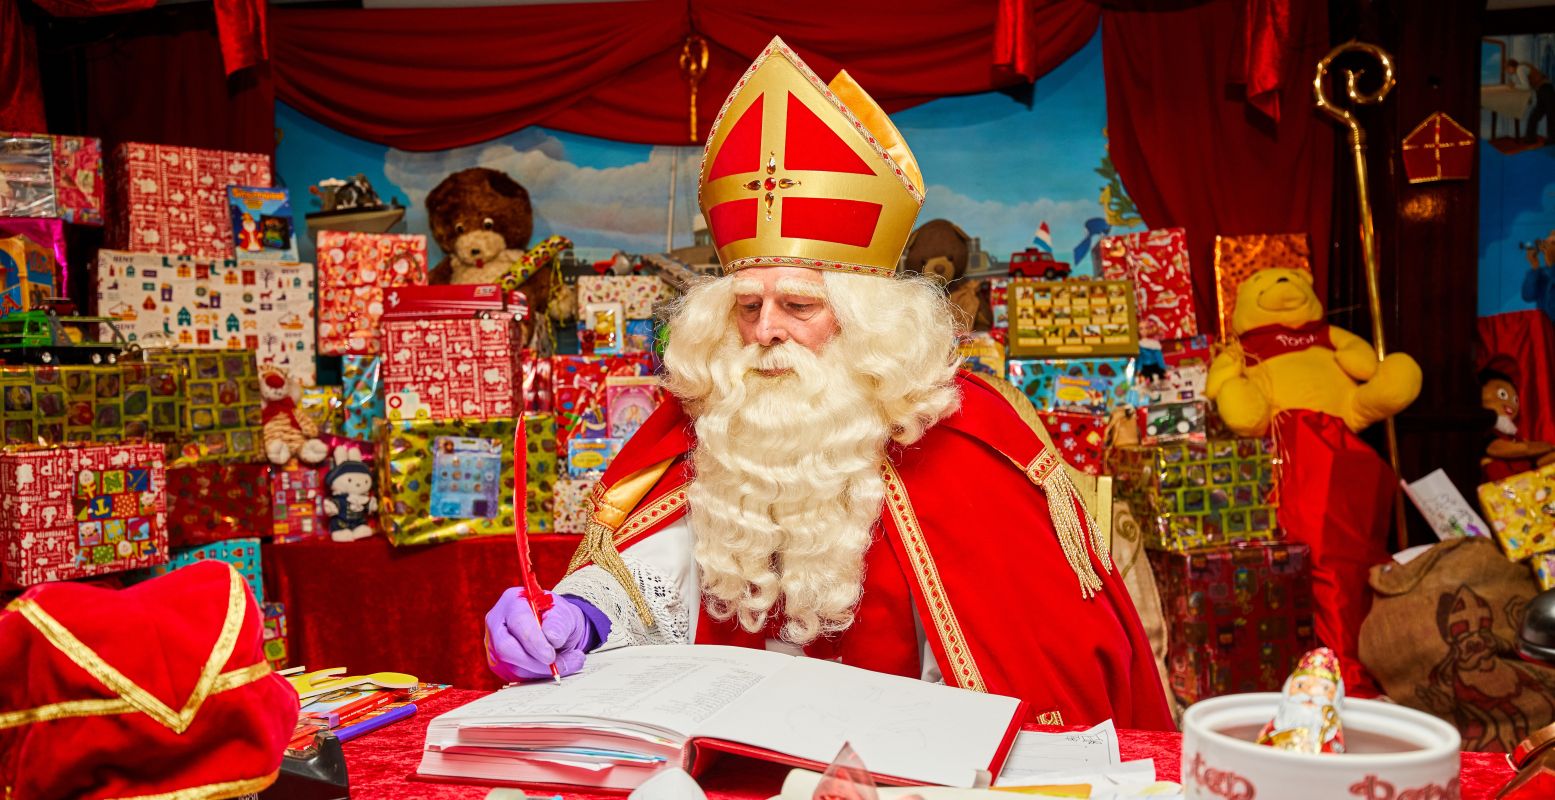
[417,644,1027,791]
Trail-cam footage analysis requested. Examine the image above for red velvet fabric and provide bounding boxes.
[1478,309,1555,446]
[340,689,1517,798]
[32,0,267,75]
[0,0,45,132]
[993,0,1103,82]
[262,536,581,691]
[267,0,1096,150]
[1102,0,1334,336]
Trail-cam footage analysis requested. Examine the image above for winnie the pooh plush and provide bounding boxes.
[1206,267,1422,437]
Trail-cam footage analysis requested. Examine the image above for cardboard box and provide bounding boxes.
[381,316,520,422]
[0,442,168,587]
[315,231,428,355]
[107,142,271,258]
[1151,542,1316,705]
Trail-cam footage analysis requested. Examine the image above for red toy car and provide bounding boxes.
[1009,249,1072,280]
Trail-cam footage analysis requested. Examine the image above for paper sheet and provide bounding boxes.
[1402,469,1492,540]
[994,721,1120,785]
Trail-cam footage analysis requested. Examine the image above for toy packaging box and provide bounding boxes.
[107,142,272,259]
[1097,227,1199,340]
[378,417,520,546]
[165,463,272,548]
[141,537,264,604]
[1007,279,1138,358]
[1038,410,1106,476]
[1149,541,1316,705]
[552,354,655,458]
[0,230,57,314]
[525,414,557,534]
[227,186,298,261]
[1,133,106,225]
[261,601,288,670]
[1110,438,1279,551]
[957,333,1005,380]
[1007,357,1139,414]
[0,362,181,447]
[380,316,520,423]
[94,250,318,383]
[146,351,264,466]
[1211,233,1311,340]
[575,275,669,319]
[554,478,599,534]
[0,442,168,588]
[1138,400,1208,446]
[315,231,429,356]
[1478,462,1555,561]
[271,463,325,544]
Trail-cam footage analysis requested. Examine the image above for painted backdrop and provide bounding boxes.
[275,32,1139,273]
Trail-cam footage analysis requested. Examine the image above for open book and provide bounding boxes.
[417,645,1027,791]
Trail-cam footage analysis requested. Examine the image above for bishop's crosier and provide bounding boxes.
[483,36,1173,730]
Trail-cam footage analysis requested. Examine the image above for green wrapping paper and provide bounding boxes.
[147,351,264,466]
[0,362,181,446]
[378,417,521,546]
[525,414,557,533]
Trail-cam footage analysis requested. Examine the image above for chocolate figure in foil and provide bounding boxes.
[1258,647,1346,754]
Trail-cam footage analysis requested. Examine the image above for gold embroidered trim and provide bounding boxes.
[1035,710,1065,726]
[563,482,690,631]
[211,661,272,694]
[0,660,272,732]
[108,770,278,800]
[11,565,250,734]
[614,489,688,548]
[880,462,985,693]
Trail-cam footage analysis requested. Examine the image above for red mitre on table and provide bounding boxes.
[0,560,299,799]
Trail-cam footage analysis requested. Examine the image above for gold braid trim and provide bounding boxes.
[108,770,278,800]
[562,460,681,629]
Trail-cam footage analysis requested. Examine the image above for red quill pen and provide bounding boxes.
[515,409,561,683]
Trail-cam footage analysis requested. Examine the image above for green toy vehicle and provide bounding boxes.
[0,307,134,365]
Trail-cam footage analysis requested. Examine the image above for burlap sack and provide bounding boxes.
[1359,537,1555,752]
[1112,498,1179,722]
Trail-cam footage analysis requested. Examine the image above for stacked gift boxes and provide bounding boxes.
[1110,439,1279,551]
[1,133,105,225]
[316,231,429,356]
[1151,542,1316,704]
[106,143,272,259]
[575,275,668,356]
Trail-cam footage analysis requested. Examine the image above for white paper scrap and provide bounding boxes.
[994,720,1120,785]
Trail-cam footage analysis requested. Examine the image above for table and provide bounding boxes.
[263,535,581,691]
[340,690,1518,799]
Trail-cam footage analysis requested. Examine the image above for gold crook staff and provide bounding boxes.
[1314,41,1409,551]
[680,35,710,144]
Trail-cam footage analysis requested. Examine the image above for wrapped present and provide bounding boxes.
[378,417,520,546]
[147,351,264,466]
[1111,438,1279,551]
[1478,462,1555,561]
[0,362,180,447]
[957,333,1005,379]
[1138,400,1208,446]
[382,283,508,319]
[261,601,288,670]
[315,231,429,356]
[341,355,384,441]
[0,226,58,314]
[1007,279,1137,358]
[988,277,1009,343]
[381,316,519,422]
[300,386,343,437]
[227,186,297,261]
[576,275,670,319]
[165,463,272,548]
[107,142,272,258]
[580,302,626,356]
[567,438,621,478]
[1098,227,1198,340]
[271,463,325,543]
[0,442,168,587]
[1535,553,1555,592]
[3,133,104,225]
[552,354,655,457]
[1150,542,1316,704]
[555,478,598,534]
[1212,233,1311,340]
[521,349,553,414]
[525,414,557,534]
[94,250,318,383]
[1007,357,1139,414]
[1037,411,1106,475]
[144,537,263,603]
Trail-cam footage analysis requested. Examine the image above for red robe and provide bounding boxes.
[567,371,1174,731]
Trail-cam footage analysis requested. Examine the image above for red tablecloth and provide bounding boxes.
[263,535,581,690]
[341,690,1516,799]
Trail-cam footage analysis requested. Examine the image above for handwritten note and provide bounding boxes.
[994,720,1120,785]
[1402,469,1491,541]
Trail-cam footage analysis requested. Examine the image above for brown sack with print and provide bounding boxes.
[1359,536,1555,752]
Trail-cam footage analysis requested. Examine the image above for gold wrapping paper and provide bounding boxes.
[1212,233,1312,340]
[378,417,520,546]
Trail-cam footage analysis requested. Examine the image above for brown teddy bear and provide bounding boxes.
[425,168,560,339]
[902,218,987,331]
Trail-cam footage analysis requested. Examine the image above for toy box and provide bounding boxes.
[315,231,428,356]
[107,142,271,258]
[1007,279,1137,358]
[0,230,57,314]
[1097,227,1198,340]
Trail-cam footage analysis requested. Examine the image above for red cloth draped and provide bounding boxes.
[1478,309,1555,446]
[0,0,45,132]
[1273,410,1393,697]
[1231,0,1292,122]
[262,536,580,691]
[32,0,267,76]
[267,1,1097,150]
[338,689,1517,797]
[1102,0,1333,336]
[993,0,1103,81]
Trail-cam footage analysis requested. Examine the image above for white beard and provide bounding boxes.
[684,338,890,645]
[1495,414,1519,437]
[1272,694,1337,746]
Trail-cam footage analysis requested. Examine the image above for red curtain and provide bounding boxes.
[268,0,1099,151]
[31,0,267,75]
[1103,0,1333,336]
[1478,309,1555,446]
[1,0,46,131]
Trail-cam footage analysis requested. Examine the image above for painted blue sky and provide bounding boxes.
[276,32,1130,271]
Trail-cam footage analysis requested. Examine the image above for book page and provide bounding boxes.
[430,645,792,740]
[692,657,1022,788]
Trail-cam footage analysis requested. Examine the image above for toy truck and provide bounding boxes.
[0,308,133,365]
[1008,249,1072,280]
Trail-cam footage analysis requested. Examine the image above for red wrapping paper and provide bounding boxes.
[381,317,519,422]
[107,142,271,258]
[552,354,654,457]
[1272,409,1393,696]
[270,463,325,544]
[1038,410,1106,475]
[165,463,272,548]
[1098,227,1199,339]
[315,231,429,355]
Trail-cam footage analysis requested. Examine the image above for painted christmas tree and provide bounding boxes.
[1096,129,1142,229]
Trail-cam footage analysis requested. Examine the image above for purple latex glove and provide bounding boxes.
[484,587,590,682]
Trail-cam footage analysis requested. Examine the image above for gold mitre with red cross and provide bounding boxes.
[698,37,924,277]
